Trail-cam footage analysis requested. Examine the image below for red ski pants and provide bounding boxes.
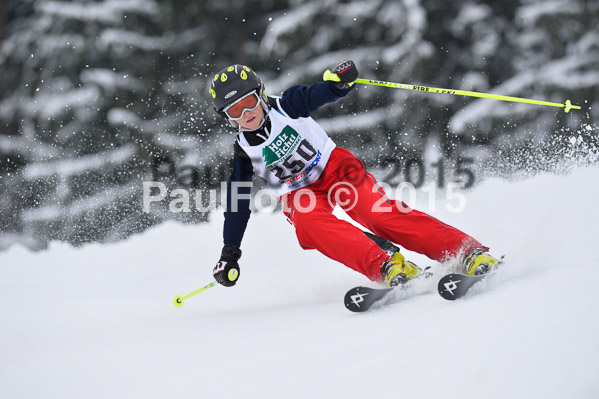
[281,147,482,282]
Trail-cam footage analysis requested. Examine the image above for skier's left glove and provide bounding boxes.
[323,60,359,89]
[213,244,241,287]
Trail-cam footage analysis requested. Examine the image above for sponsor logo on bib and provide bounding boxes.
[262,126,302,169]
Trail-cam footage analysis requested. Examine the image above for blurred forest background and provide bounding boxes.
[0,0,598,250]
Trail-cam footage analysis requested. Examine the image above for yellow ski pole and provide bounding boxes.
[354,78,581,113]
[173,281,217,307]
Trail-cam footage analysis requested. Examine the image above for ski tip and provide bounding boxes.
[344,286,392,313]
[437,273,463,301]
[344,287,372,312]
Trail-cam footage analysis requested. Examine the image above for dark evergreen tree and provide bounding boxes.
[0,0,597,250]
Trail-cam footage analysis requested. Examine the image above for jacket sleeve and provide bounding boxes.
[278,81,354,119]
[223,142,254,248]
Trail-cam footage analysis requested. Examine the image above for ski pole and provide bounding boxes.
[173,281,217,307]
[354,78,581,113]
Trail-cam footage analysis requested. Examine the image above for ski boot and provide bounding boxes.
[381,251,423,287]
[462,248,501,276]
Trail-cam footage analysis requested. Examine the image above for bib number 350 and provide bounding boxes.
[272,139,317,180]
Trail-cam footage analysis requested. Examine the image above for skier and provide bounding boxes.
[209,61,500,288]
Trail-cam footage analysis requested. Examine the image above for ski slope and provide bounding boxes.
[1,166,599,399]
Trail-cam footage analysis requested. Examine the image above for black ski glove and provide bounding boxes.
[213,244,242,287]
[323,60,359,89]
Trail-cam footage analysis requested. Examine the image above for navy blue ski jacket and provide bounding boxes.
[223,81,354,249]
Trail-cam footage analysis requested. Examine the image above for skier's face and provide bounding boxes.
[236,106,264,131]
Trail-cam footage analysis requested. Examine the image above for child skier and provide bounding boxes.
[209,61,500,288]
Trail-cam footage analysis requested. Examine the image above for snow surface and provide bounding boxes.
[2,166,599,399]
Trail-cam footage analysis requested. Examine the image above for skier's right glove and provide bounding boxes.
[213,244,242,287]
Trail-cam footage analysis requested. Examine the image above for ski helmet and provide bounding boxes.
[210,64,269,128]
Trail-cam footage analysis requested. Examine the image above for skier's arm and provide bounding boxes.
[223,142,254,248]
[278,82,353,119]
[278,60,359,119]
[215,143,253,287]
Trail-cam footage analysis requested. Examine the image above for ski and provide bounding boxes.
[437,272,493,300]
[438,256,504,300]
[344,286,393,312]
[344,269,433,312]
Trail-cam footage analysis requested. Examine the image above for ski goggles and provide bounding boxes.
[223,91,261,120]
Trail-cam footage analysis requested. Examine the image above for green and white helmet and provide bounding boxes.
[210,64,269,129]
